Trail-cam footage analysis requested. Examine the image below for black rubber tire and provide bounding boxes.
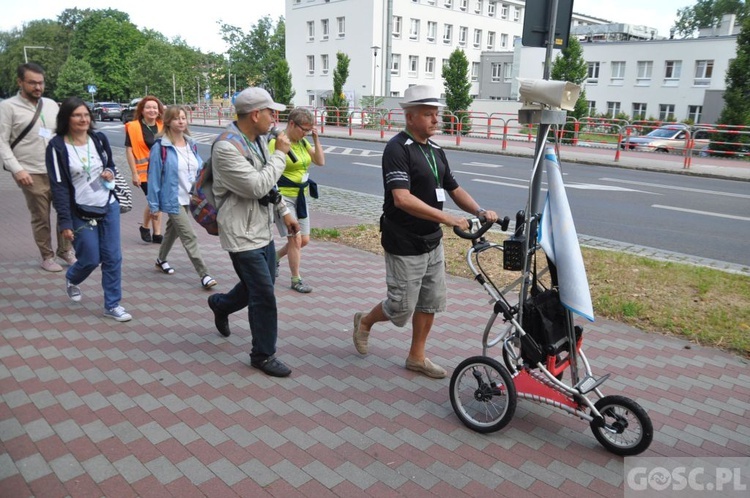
[449,356,517,433]
[590,395,653,456]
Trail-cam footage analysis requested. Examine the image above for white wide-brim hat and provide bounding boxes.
[399,85,446,109]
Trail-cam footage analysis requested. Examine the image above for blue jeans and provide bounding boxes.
[213,242,277,363]
[66,201,122,310]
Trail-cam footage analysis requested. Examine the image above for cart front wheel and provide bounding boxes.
[450,356,517,433]
[590,395,653,456]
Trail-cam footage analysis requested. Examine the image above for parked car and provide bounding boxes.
[120,98,142,123]
[93,102,122,121]
[620,125,710,154]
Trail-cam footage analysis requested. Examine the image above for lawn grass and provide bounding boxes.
[311,225,750,358]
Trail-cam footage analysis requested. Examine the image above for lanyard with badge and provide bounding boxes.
[406,131,444,202]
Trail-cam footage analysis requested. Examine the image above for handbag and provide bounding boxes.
[113,171,132,213]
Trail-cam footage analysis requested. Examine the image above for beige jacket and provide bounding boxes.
[0,93,59,175]
[211,133,290,253]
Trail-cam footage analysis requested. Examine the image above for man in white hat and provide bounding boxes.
[352,85,497,378]
[207,87,300,378]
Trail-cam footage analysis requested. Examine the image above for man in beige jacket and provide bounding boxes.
[0,63,74,272]
[207,87,299,378]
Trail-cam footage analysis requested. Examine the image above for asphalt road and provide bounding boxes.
[99,123,750,267]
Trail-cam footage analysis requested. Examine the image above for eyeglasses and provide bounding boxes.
[295,122,313,133]
[23,80,44,87]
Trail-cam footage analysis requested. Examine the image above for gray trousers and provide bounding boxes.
[158,205,209,278]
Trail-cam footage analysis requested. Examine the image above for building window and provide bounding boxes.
[632,103,647,120]
[491,63,501,82]
[443,24,453,43]
[636,61,653,85]
[321,19,329,40]
[337,17,345,37]
[610,61,625,85]
[659,104,676,121]
[607,101,621,118]
[501,33,508,48]
[442,58,449,71]
[513,6,521,21]
[587,101,596,116]
[391,54,401,75]
[459,0,467,11]
[426,57,435,77]
[500,3,508,19]
[475,0,483,14]
[427,0,436,4]
[307,55,315,75]
[427,21,437,42]
[307,21,315,41]
[487,31,495,50]
[587,62,600,83]
[444,0,453,7]
[664,60,682,81]
[410,19,420,40]
[321,54,329,74]
[694,60,713,86]
[409,55,419,76]
[471,62,479,81]
[503,62,512,82]
[488,2,495,16]
[459,26,468,46]
[687,105,702,123]
[393,16,402,38]
[473,29,482,48]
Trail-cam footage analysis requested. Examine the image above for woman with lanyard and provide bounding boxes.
[125,96,164,244]
[45,97,132,322]
[268,107,325,293]
[146,105,216,290]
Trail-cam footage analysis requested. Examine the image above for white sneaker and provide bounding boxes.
[41,258,63,272]
[103,305,132,322]
[66,280,82,302]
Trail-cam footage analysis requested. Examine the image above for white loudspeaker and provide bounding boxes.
[517,78,581,111]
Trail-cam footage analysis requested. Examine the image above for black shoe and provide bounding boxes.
[251,356,291,377]
[207,294,230,337]
[139,226,152,243]
[152,234,163,244]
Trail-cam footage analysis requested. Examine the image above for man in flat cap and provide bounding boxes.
[207,87,299,378]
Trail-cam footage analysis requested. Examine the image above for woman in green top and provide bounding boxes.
[268,107,325,293]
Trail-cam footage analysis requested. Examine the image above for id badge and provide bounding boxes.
[39,128,52,139]
[435,188,445,202]
[89,178,103,192]
[301,172,309,183]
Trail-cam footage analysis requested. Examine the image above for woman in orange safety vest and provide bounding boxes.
[125,96,164,243]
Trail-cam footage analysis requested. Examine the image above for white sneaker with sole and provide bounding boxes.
[66,280,82,302]
[104,305,132,322]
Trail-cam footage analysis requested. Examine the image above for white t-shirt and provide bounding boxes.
[175,144,197,206]
[65,137,111,207]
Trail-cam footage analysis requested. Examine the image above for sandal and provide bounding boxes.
[155,259,175,274]
[201,275,217,289]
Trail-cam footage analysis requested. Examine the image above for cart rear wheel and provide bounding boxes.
[590,395,653,456]
[450,356,517,433]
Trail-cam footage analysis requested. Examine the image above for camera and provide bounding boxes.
[259,186,282,206]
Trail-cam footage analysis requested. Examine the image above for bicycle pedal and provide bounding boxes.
[575,373,610,394]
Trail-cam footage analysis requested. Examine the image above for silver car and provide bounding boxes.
[620,125,711,154]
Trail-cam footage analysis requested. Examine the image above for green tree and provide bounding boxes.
[55,57,96,101]
[269,59,295,105]
[441,48,472,135]
[712,15,750,155]
[550,36,590,142]
[220,16,286,93]
[327,51,351,125]
[673,0,748,38]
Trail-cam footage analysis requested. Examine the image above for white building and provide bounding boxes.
[285,1,738,123]
[285,0,605,107]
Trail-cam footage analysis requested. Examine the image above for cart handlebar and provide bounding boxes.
[453,215,510,240]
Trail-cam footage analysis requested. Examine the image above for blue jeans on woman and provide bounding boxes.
[66,201,122,310]
[212,242,278,363]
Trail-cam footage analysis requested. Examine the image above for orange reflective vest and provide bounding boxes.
[125,120,163,182]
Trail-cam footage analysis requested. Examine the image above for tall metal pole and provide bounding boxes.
[370,46,380,102]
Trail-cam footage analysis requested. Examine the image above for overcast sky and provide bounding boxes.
[0,0,695,54]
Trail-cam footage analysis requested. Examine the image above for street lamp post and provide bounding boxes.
[23,46,52,63]
[370,45,380,103]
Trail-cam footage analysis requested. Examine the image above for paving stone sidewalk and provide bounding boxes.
[1,149,748,497]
